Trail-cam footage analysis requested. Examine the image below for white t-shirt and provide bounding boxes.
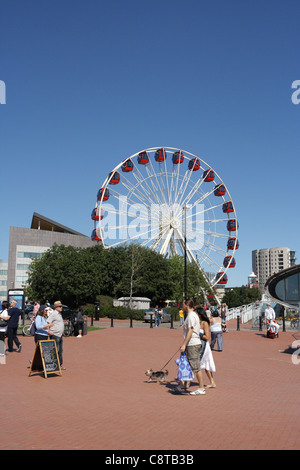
[47,309,64,337]
[210,318,222,332]
[0,309,8,333]
[265,307,275,321]
[183,310,201,346]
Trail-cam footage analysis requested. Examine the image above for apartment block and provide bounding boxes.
[252,247,296,290]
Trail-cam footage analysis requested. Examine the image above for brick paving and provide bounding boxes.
[0,322,299,450]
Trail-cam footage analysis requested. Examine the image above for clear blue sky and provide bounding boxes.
[0,0,299,288]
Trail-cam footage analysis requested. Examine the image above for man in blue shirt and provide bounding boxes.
[6,299,22,353]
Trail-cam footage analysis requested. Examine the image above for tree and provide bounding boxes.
[25,242,219,309]
[114,245,172,305]
[222,286,261,308]
[26,244,102,308]
[167,255,214,304]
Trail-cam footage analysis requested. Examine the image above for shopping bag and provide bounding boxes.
[175,352,194,381]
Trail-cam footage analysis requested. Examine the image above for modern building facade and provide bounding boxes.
[252,247,296,290]
[0,260,8,301]
[1,213,95,302]
[265,264,300,309]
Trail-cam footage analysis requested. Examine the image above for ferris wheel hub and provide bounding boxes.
[170,216,181,229]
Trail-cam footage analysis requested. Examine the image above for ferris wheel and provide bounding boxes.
[91,147,239,288]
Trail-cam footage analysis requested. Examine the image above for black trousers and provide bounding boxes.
[7,327,21,352]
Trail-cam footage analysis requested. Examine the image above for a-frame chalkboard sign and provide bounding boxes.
[28,340,62,378]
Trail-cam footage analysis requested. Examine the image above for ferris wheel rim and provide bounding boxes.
[93,146,238,288]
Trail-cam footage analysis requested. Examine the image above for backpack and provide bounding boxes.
[30,321,37,336]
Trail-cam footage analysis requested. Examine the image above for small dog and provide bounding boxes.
[145,369,168,383]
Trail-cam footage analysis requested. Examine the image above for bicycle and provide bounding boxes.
[291,318,300,329]
[253,316,267,328]
[22,316,35,336]
[22,324,32,336]
[64,319,75,337]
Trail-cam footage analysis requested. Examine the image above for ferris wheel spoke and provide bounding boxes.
[174,165,182,200]
[173,169,193,207]
[174,225,224,275]
[186,201,224,217]
[174,236,213,283]
[201,228,229,239]
[168,164,176,195]
[163,158,171,204]
[144,165,164,205]
[119,179,156,212]
[202,239,227,256]
[110,184,162,225]
[203,218,229,224]
[104,225,154,248]
[179,175,206,209]
[106,192,152,223]
[147,159,169,207]
[196,246,221,272]
[132,166,162,206]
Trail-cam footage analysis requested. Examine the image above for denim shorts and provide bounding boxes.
[186,344,201,372]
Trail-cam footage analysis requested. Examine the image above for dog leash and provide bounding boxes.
[160,347,181,371]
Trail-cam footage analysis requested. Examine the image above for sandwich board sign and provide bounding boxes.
[28,340,62,378]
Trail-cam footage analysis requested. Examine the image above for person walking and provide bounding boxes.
[47,301,65,369]
[174,299,205,396]
[0,301,9,355]
[210,310,223,351]
[154,305,161,328]
[32,301,40,318]
[34,305,53,343]
[74,308,84,337]
[6,299,22,353]
[220,303,227,322]
[197,307,216,388]
[179,307,184,327]
[265,303,279,335]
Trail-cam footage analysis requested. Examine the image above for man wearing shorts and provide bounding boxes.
[174,299,205,395]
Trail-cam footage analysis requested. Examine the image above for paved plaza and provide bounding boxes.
[1,321,299,451]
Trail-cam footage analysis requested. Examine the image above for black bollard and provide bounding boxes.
[282,312,286,332]
[150,313,153,328]
[95,301,100,321]
[259,316,262,331]
[110,312,114,327]
[130,313,133,328]
[237,315,240,331]
[170,314,174,329]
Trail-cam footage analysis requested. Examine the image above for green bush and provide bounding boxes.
[101,305,145,321]
[79,303,145,321]
[95,295,114,308]
[166,306,179,321]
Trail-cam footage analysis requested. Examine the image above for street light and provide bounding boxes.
[183,204,189,301]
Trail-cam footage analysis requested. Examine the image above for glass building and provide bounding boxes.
[265,264,300,309]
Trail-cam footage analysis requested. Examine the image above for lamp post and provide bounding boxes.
[184,204,188,301]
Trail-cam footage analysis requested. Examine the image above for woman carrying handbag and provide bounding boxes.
[0,300,10,356]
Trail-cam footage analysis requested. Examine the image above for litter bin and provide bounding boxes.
[83,315,88,336]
